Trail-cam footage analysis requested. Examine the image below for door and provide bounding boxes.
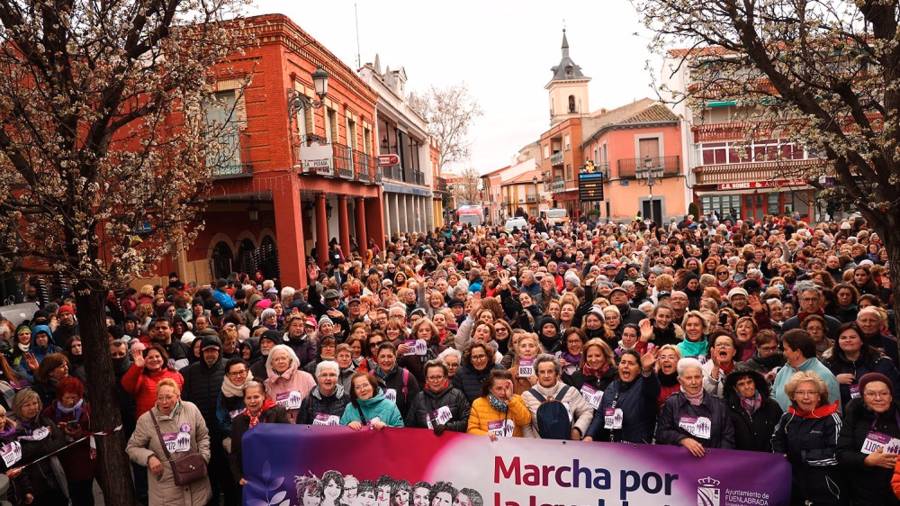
[642,199,663,226]
[638,138,661,167]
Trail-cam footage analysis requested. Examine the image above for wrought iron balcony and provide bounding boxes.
[210,131,253,179]
[550,151,564,167]
[333,142,354,179]
[550,178,566,193]
[617,155,681,179]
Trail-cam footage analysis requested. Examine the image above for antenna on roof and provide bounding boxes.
[354,2,362,69]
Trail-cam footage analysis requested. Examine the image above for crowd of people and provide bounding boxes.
[1,211,899,505]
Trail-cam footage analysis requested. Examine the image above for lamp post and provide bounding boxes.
[287,65,330,118]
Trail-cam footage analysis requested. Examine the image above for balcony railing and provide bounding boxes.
[355,150,374,183]
[550,178,566,193]
[694,159,819,185]
[211,130,253,179]
[617,155,681,179]
[526,194,538,203]
[550,151,564,166]
[333,142,354,179]
[436,177,448,193]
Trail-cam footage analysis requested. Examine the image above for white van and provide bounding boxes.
[544,208,568,226]
[504,217,528,232]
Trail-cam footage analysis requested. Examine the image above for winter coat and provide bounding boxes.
[466,395,532,438]
[263,349,316,424]
[825,348,900,410]
[837,398,900,506]
[228,405,290,481]
[42,400,96,482]
[586,373,661,443]
[126,401,211,506]
[296,385,351,426]
[10,415,68,505]
[773,358,842,413]
[375,366,420,418]
[120,364,185,417]
[771,402,844,506]
[284,335,317,369]
[563,366,618,393]
[452,363,500,402]
[406,385,471,432]
[339,390,404,428]
[655,392,735,449]
[215,390,245,435]
[521,381,594,438]
[180,358,226,437]
[723,369,783,452]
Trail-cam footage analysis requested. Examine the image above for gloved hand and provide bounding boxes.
[433,424,446,436]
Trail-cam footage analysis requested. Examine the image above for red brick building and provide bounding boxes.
[156,14,385,289]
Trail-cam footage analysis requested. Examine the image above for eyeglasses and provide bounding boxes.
[228,369,247,377]
[864,391,891,399]
[470,354,488,360]
[369,341,383,348]
[426,376,445,381]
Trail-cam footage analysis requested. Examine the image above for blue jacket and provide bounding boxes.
[340,390,404,428]
[586,373,660,443]
[212,289,235,311]
[773,358,841,413]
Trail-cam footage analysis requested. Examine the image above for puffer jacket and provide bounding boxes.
[466,395,531,437]
[521,381,594,438]
[837,398,900,506]
[296,385,351,426]
[586,373,660,443]
[406,385,471,432]
[180,358,226,437]
[126,401,211,506]
[452,363,500,402]
[723,368,783,452]
[772,402,843,506]
[655,391,735,449]
[339,390,404,427]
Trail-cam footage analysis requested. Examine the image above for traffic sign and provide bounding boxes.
[378,154,400,167]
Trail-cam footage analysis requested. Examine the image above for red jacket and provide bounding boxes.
[120,364,184,417]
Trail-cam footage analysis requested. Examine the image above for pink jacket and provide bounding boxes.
[263,345,316,423]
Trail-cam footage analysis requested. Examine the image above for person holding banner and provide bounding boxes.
[583,349,659,443]
[837,372,900,505]
[41,376,96,506]
[264,344,316,423]
[297,361,351,427]
[229,380,289,487]
[341,372,404,429]
[373,342,420,418]
[656,358,734,457]
[467,369,531,439]
[771,371,843,506]
[407,360,470,434]
[521,355,594,440]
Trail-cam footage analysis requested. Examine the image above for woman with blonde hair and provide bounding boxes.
[507,333,544,395]
[9,389,67,505]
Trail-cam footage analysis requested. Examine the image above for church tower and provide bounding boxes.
[546,29,590,125]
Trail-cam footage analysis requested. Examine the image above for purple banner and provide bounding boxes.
[243,424,790,506]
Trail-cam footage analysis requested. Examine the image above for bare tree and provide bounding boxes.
[451,167,482,205]
[636,0,900,339]
[409,83,482,171]
[0,1,248,503]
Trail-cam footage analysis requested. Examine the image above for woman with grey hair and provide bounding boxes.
[297,360,350,426]
[656,358,734,457]
[436,348,462,380]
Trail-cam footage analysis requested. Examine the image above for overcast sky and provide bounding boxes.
[252,0,660,174]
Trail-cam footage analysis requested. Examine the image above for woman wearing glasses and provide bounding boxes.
[407,360,470,434]
[452,343,500,402]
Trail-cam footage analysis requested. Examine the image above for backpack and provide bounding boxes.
[528,386,572,440]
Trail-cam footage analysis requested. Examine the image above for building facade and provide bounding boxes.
[359,57,435,238]
[501,168,544,218]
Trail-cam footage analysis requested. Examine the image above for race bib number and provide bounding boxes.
[678,416,712,440]
[604,408,623,430]
[861,431,900,454]
[518,359,534,378]
[21,427,49,442]
[276,390,303,410]
[426,406,453,429]
[404,339,428,356]
[487,419,515,438]
[228,409,243,420]
[312,413,340,426]
[850,384,861,399]
[0,441,21,467]
[580,384,604,410]
[163,432,191,453]
[384,389,398,403]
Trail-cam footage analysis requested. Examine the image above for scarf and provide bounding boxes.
[374,365,397,380]
[788,400,840,419]
[426,379,449,394]
[244,398,276,428]
[55,399,84,421]
[683,389,704,406]
[560,351,581,367]
[741,392,763,416]
[581,362,610,379]
[659,370,679,387]
[487,394,508,413]
[678,338,708,358]
[221,370,253,398]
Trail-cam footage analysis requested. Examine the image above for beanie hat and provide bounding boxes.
[858,372,893,396]
[318,315,334,327]
[57,305,75,316]
[564,271,581,287]
[260,308,277,322]
[259,330,282,346]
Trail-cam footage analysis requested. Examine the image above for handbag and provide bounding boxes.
[149,410,207,486]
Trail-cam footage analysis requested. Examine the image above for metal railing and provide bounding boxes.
[333,142,354,179]
[211,131,253,179]
[617,155,681,179]
[550,178,566,193]
[550,151,564,166]
[355,150,373,182]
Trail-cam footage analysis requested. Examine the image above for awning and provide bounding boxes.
[706,100,736,108]
[695,185,813,196]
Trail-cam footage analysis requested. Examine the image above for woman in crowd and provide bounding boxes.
[802,315,833,358]
[733,316,758,362]
[825,322,900,410]
[263,344,316,423]
[656,358,734,456]
[334,344,358,392]
[127,378,211,505]
[508,333,543,395]
[466,369,531,439]
[216,358,252,436]
[10,325,38,382]
[556,328,585,378]
[740,330,785,380]
[564,338,617,400]
[341,372,404,429]
[31,353,70,406]
[677,311,709,360]
[436,348,461,380]
[723,367,783,452]
[656,345,682,410]
[64,336,87,383]
[702,330,738,398]
[649,303,682,347]
[229,380,289,486]
[297,361,351,426]
[7,389,67,505]
[452,342,500,402]
[407,360,470,433]
[372,342,420,418]
[584,349,659,443]
[41,376,96,505]
[121,343,184,417]
[772,371,843,506]
[249,331,280,380]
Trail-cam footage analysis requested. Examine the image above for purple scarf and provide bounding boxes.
[741,392,762,415]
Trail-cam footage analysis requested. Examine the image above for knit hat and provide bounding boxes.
[305,316,318,328]
[727,287,749,299]
[858,372,893,396]
[254,298,272,310]
[200,336,222,351]
[259,330,282,346]
[57,305,75,316]
[318,315,334,327]
[563,271,581,287]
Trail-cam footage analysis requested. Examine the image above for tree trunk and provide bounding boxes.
[74,280,134,505]
[874,219,900,361]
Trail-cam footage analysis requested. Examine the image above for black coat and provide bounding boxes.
[228,406,290,481]
[825,349,900,410]
[296,386,351,425]
[772,407,844,506]
[586,373,660,443]
[406,386,470,432]
[563,367,618,392]
[723,369,782,452]
[12,416,68,505]
[376,366,420,418]
[837,399,900,506]
[656,392,735,449]
[180,358,226,436]
[452,363,498,402]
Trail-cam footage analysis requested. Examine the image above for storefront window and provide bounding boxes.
[701,195,740,219]
[768,193,780,215]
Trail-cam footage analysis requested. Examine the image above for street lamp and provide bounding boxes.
[287,65,330,118]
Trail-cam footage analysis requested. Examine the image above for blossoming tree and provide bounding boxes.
[0,1,248,502]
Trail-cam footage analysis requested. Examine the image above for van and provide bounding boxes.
[544,208,568,226]
[504,217,528,233]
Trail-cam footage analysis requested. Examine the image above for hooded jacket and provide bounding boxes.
[297,385,351,426]
[535,315,561,353]
[771,401,843,506]
[656,391,735,449]
[339,389,404,427]
[407,384,471,432]
[723,368,783,452]
[837,398,900,506]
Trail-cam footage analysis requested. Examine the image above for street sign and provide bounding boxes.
[578,171,605,202]
[378,154,400,167]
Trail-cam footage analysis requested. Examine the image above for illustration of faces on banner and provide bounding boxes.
[295,470,484,506]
